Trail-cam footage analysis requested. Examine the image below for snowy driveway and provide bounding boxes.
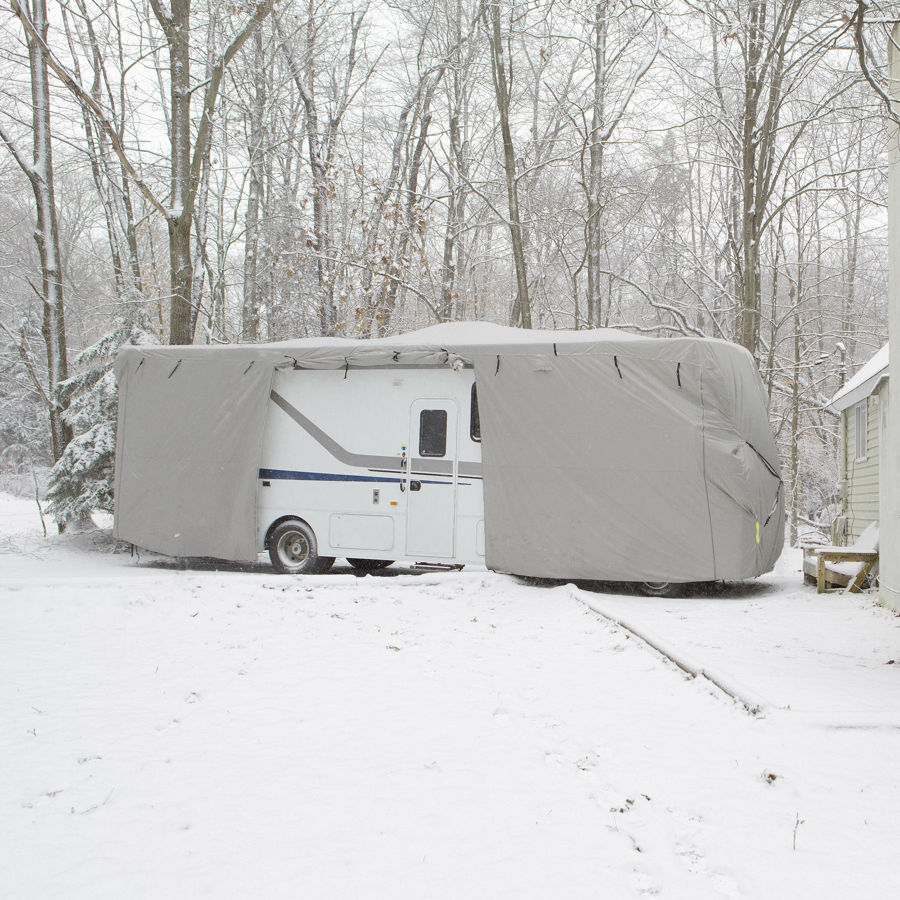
[2,493,899,899]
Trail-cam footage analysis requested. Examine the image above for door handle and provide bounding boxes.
[409,480,422,491]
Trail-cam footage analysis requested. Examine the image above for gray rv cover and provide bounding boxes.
[113,323,783,581]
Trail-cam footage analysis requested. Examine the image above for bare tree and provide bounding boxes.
[484,0,531,328]
[439,0,481,322]
[580,1,660,328]
[13,0,277,344]
[1,0,71,467]
[689,0,852,356]
[242,26,266,343]
[147,0,276,344]
[279,2,378,336]
[60,0,145,308]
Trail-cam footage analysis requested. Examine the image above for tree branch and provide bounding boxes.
[9,0,169,219]
[0,318,53,409]
[852,0,900,123]
[188,0,277,212]
[0,120,37,184]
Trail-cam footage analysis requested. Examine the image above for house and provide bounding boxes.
[825,344,888,545]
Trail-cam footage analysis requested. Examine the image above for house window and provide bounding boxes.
[470,384,481,442]
[419,409,447,457]
[855,400,867,462]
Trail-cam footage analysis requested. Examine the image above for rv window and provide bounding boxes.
[419,409,447,457]
[470,384,481,442]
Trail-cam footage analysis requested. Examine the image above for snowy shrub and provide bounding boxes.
[44,317,158,524]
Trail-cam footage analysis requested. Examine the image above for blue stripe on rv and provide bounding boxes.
[258,468,455,486]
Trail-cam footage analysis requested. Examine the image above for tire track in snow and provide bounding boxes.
[568,585,772,717]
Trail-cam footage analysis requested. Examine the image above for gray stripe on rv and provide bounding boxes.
[269,390,480,477]
[271,390,401,471]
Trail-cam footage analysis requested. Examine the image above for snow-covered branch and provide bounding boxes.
[9,0,169,220]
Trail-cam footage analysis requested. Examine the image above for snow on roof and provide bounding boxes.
[382,321,642,345]
[825,343,889,412]
[264,321,645,350]
[115,321,750,379]
[116,322,651,369]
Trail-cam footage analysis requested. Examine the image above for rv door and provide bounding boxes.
[407,400,458,558]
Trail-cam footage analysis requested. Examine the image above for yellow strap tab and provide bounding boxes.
[756,521,760,544]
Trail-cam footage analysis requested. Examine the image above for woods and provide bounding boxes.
[0,0,895,536]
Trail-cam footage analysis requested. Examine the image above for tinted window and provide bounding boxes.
[419,409,447,457]
[470,384,481,442]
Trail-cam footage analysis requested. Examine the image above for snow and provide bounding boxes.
[825,343,888,411]
[2,490,900,898]
[382,320,642,344]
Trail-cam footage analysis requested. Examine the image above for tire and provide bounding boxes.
[640,581,676,597]
[268,519,334,574]
[347,558,394,571]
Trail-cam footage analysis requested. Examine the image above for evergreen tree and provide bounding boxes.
[44,316,157,525]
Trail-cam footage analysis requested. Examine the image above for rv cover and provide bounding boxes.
[113,323,783,581]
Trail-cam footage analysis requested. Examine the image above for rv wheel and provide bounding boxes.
[268,519,334,574]
[347,558,394,571]
[640,581,676,597]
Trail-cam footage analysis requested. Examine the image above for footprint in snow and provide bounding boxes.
[630,870,660,896]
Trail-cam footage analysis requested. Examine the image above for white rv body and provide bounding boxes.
[257,366,485,566]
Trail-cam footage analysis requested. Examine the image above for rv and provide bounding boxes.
[258,365,484,573]
[113,323,784,586]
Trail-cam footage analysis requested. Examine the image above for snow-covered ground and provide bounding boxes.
[2,491,899,899]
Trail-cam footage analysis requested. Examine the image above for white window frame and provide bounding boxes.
[854,400,868,462]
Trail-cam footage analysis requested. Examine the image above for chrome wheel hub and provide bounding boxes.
[281,532,309,564]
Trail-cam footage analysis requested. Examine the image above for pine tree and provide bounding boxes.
[44,316,158,525]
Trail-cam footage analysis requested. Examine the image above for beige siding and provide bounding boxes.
[842,390,882,542]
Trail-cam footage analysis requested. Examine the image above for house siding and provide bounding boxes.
[842,390,882,543]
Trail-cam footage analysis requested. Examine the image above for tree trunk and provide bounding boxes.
[842,165,863,358]
[586,2,607,329]
[121,173,144,302]
[789,196,805,547]
[790,296,801,547]
[382,80,437,329]
[739,9,762,356]
[150,0,276,344]
[441,5,471,323]
[734,0,803,357]
[739,194,761,354]
[164,0,193,343]
[299,5,336,336]
[486,0,530,328]
[26,0,71,463]
[360,94,416,335]
[168,213,194,344]
[243,29,265,343]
